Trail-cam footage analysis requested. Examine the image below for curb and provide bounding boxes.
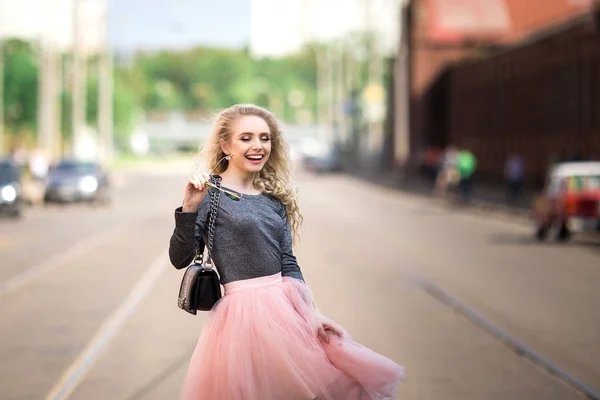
[342,171,533,225]
[460,199,532,224]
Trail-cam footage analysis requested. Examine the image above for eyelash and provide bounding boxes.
[241,137,271,142]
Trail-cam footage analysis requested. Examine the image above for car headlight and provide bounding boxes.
[78,176,98,193]
[1,185,17,202]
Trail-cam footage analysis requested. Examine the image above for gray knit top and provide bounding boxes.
[168,186,304,284]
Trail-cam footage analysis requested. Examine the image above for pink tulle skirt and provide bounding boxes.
[180,273,405,400]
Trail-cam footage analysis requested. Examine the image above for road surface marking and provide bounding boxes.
[45,250,169,400]
[409,273,600,400]
[0,222,134,298]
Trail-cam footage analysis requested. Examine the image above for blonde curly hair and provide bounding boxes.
[196,104,303,243]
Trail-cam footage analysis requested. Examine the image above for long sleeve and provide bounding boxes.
[168,196,210,269]
[279,205,304,282]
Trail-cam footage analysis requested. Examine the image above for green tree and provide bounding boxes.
[1,38,324,154]
[128,44,320,123]
[2,39,39,139]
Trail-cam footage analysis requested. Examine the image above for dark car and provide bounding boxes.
[0,160,23,218]
[44,160,111,205]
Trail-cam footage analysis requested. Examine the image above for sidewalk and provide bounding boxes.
[344,168,535,221]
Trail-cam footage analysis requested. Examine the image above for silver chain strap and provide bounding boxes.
[205,175,221,267]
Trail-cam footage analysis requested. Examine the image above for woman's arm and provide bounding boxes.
[280,206,305,282]
[168,197,210,269]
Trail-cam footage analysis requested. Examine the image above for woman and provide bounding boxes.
[169,104,405,399]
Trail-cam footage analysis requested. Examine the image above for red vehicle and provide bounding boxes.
[533,162,600,241]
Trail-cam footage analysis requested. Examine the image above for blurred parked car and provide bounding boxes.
[302,139,343,174]
[533,161,600,241]
[44,160,111,205]
[0,159,23,218]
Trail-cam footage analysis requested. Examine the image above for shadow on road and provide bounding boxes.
[489,232,600,253]
[488,232,541,246]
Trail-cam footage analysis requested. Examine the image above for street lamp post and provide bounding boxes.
[72,0,87,157]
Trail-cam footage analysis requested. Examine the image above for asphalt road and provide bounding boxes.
[1,164,598,400]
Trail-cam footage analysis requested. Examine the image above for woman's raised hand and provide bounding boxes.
[182,172,211,212]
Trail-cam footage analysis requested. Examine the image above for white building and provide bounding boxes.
[249,0,404,58]
[0,0,107,53]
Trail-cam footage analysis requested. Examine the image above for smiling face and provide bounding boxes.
[221,115,272,175]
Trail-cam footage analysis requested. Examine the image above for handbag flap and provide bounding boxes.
[178,264,202,313]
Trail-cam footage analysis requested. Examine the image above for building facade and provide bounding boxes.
[392,0,596,180]
[447,13,600,182]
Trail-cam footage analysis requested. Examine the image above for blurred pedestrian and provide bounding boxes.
[456,148,477,203]
[434,145,459,197]
[424,146,442,186]
[504,153,524,206]
[9,146,27,172]
[169,104,405,400]
[29,148,49,182]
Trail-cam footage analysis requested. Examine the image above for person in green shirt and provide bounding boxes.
[457,149,477,202]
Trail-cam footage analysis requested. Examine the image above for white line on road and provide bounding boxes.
[0,223,134,298]
[45,250,170,400]
[409,273,600,400]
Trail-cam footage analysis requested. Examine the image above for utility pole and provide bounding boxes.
[37,35,60,158]
[299,0,320,132]
[0,40,4,154]
[50,44,60,157]
[98,0,113,165]
[98,51,113,165]
[37,42,50,152]
[317,45,335,145]
[72,0,87,157]
[316,47,328,144]
[326,44,334,145]
[344,36,359,152]
[394,2,410,169]
[334,39,345,144]
[363,0,385,166]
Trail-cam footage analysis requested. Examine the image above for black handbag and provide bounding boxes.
[177,176,223,314]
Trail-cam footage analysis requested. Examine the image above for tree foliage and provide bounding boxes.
[126,45,319,122]
[2,39,39,138]
[1,40,320,148]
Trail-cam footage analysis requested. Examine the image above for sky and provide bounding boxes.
[0,0,251,52]
[109,0,401,55]
[108,0,251,52]
[250,0,402,57]
[0,0,402,56]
